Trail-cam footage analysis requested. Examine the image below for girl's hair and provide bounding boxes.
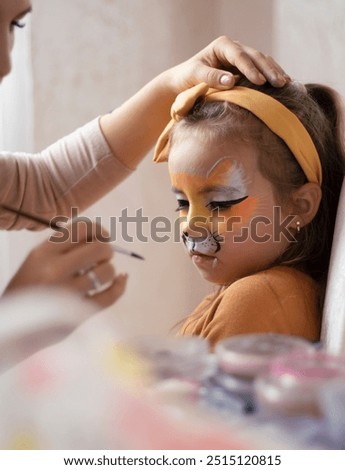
[171,78,345,299]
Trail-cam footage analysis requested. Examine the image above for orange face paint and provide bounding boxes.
[170,157,253,241]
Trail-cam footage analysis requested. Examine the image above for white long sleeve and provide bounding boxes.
[0,118,134,230]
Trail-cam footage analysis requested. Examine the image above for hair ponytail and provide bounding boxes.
[301,84,345,287]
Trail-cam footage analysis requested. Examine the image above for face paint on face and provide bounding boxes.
[182,230,222,255]
[171,156,252,254]
[168,133,291,285]
[177,158,251,257]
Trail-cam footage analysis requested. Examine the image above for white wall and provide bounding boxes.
[273,0,345,95]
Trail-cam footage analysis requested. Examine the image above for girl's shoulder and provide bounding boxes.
[221,265,319,304]
[188,266,321,346]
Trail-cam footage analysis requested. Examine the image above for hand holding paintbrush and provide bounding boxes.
[1,204,134,308]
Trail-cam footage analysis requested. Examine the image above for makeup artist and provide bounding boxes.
[0,0,288,311]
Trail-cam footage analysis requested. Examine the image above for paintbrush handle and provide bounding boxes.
[111,245,145,260]
[1,204,144,260]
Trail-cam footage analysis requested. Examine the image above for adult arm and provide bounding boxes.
[0,37,288,230]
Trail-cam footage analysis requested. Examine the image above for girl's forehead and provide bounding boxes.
[170,158,248,197]
[168,133,258,178]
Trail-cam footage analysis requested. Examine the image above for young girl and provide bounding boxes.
[154,78,345,347]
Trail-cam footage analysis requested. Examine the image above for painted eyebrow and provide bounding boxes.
[171,185,244,195]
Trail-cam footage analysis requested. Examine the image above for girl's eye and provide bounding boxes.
[175,200,189,212]
[206,195,248,211]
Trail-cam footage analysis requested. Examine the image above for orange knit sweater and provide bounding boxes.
[179,266,321,348]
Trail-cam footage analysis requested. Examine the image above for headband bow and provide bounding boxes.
[154,83,322,185]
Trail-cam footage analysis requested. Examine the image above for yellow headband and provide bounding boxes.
[153,83,322,185]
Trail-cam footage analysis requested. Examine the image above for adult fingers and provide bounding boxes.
[63,241,114,279]
[239,47,291,86]
[72,261,116,295]
[88,273,128,310]
[32,240,113,286]
[199,36,290,88]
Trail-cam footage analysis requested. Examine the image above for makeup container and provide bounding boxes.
[255,351,345,417]
[201,333,315,414]
[128,335,216,401]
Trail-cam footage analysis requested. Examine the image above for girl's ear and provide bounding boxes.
[290,182,322,226]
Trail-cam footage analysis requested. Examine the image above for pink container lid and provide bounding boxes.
[255,351,345,416]
[269,351,345,383]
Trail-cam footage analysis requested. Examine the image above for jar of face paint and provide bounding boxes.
[215,333,315,378]
[127,335,216,403]
[255,351,345,416]
[204,333,315,414]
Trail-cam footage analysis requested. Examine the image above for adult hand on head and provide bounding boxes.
[165,35,291,92]
[3,220,128,311]
[101,36,290,169]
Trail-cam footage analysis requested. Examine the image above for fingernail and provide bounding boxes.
[258,72,266,82]
[269,72,279,82]
[220,74,233,86]
[269,73,287,86]
[277,75,288,85]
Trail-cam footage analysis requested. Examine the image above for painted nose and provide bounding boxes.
[182,220,209,243]
[181,203,211,239]
[182,230,207,249]
[182,230,221,255]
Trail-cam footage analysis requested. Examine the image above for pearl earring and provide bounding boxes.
[296,220,301,233]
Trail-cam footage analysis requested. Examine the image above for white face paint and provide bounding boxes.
[205,159,247,199]
[182,231,221,256]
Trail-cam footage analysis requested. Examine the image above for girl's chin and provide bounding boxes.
[191,258,226,284]
[198,271,230,285]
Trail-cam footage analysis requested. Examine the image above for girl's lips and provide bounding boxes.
[191,253,217,269]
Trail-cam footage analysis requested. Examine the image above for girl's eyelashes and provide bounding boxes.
[175,195,248,212]
[206,195,248,211]
[175,199,189,211]
[11,20,26,31]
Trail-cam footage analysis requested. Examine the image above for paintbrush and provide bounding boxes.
[1,204,144,260]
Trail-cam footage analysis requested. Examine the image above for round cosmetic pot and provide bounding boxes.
[205,333,315,414]
[255,351,345,416]
[127,335,214,381]
[215,333,315,379]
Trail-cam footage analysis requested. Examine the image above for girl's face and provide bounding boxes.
[168,130,294,285]
[0,0,31,82]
